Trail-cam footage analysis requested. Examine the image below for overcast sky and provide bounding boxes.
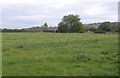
[0,0,119,29]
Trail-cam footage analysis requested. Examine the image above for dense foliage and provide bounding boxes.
[58,14,84,33]
[97,22,118,33]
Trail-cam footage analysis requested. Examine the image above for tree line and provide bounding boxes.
[2,14,119,33]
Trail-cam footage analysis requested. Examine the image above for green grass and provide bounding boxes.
[2,32,118,76]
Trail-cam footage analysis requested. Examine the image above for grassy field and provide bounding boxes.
[2,32,118,76]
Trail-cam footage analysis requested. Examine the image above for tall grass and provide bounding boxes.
[2,33,118,76]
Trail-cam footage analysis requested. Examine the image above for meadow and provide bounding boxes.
[2,32,118,76]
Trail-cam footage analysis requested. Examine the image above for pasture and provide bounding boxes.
[2,32,118,76]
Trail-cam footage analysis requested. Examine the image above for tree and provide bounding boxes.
[97,22,119,33]
[58,14,84,33]
[109,22,119,32]
[58,22,68,33]
[89,27,97,32]
[42,22,48,31]
[98,22,111,32]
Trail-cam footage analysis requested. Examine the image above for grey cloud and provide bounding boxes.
[2,1,118,28]
[118,1,120,22]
